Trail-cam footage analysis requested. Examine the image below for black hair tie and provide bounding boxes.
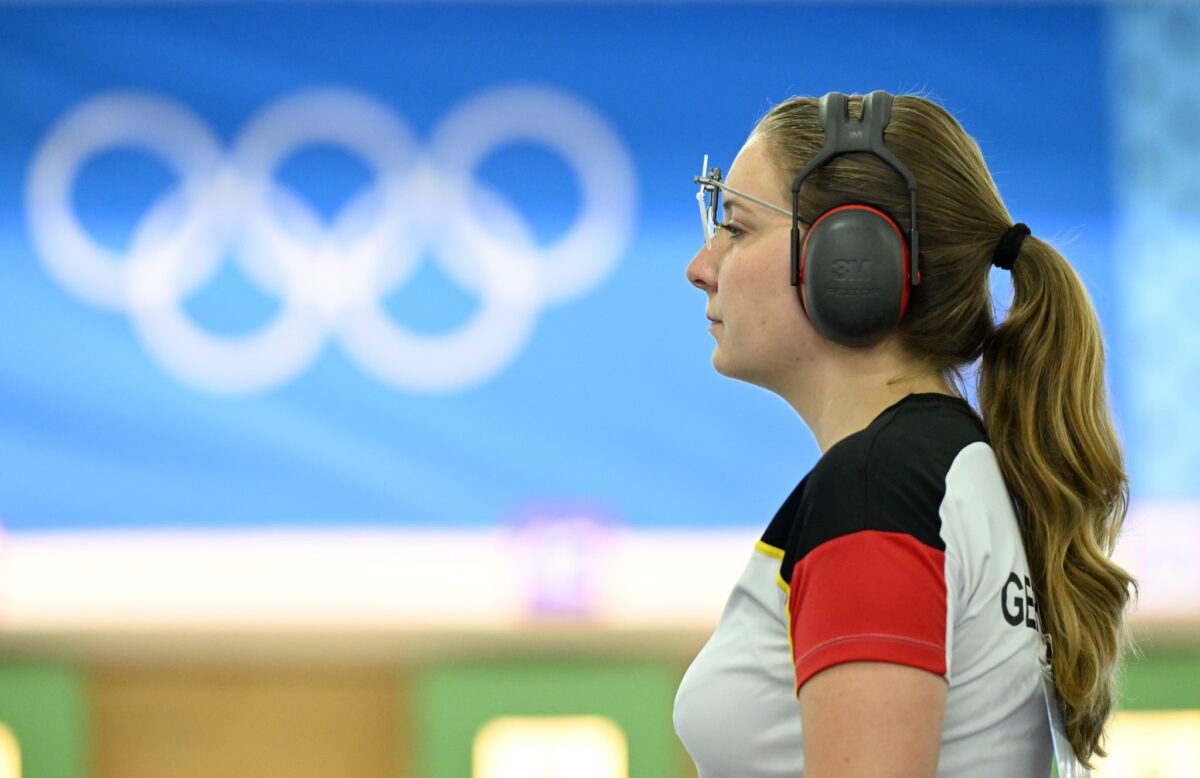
[992,222,1030,271]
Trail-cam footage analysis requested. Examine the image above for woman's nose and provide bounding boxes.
[686,243,715,291]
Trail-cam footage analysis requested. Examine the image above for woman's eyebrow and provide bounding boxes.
[725,194,776,218]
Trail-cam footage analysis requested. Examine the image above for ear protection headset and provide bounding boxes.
[789,91,921,346]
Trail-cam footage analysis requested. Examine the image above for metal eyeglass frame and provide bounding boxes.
[694,154,791,248]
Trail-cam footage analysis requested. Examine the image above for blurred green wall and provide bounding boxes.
[0,663,87,778]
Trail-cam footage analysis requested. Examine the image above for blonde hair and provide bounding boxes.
[754,94,1137,766]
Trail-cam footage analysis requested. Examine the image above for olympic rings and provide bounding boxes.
[24,85,637,393]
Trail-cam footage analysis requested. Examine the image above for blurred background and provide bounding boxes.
[0,1,1197,776]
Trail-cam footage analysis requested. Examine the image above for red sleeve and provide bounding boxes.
[787,529,947,694]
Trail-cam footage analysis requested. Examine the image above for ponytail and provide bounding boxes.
[978,236,1138,766]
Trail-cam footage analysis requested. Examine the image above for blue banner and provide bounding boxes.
[0,4,1141,530]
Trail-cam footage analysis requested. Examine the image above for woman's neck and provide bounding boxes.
[778,361,956,454]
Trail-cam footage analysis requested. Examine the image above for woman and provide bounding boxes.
[672,91,1137,777]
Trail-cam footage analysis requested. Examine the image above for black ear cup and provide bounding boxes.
[788,91,921,347]
[798,205,911,346]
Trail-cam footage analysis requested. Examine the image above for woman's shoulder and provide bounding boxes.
[762,393,993,559]
[799,394,992,541]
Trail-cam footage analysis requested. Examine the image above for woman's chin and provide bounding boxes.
[711,350,744,381]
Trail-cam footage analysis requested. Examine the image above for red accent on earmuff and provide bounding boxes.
[799,203,912,323]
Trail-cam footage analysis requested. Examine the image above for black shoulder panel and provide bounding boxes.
[761,394,986,587]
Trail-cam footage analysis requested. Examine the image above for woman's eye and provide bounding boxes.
[717,222,743,238]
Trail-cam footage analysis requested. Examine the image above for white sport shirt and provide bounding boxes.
[674,393,1054,777]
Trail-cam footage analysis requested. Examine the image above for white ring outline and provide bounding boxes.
[24,85,637,394]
